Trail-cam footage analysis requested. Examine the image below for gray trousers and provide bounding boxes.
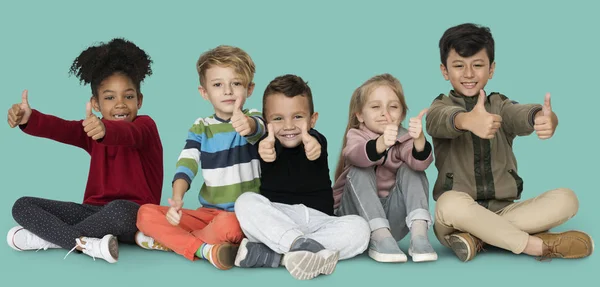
[336,165,432,241]
[235,192,370,260]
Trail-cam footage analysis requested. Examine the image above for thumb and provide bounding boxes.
[168,198,180,210]
[416,108,428,120]
[384,113,393,124]
[86,102,93,118]
[476,89,486,109]
[234,96,243,113]
[543,93,552,116]
[267,123,275,141]
[21,90,29,107]
[301,121,311,142]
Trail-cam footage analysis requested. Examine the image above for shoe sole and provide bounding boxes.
[100,235,119,263]
[212,242,239,270]
[285,249,339,280]
[234,238,249,267]
[408,247,438,262]
[446,235,472,262]
[368,248,407,263]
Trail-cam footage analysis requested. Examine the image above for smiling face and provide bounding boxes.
[198,65,254,120]
[440,48,495,97]
[356,85,404,134]
[91,72,142,122]
[264,93,318,148]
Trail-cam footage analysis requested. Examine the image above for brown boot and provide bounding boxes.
[533,230,594,260]
[445,232,485,262]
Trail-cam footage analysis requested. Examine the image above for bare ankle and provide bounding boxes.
[522,236,544,256]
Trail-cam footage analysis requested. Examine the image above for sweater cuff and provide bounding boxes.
[528,106,543,127]
[412,141,432,161]
[366,138,385,161]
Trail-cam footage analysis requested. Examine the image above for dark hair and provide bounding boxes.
[69,38,153,97]
[262,74,314,117]
[439,23,495,66]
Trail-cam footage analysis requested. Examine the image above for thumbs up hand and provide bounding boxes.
[465,89,503,139]
[231,96,254,136]
[166,198,183,226]
[259,123,277,162]
[82,101,106,140]
[7,90,32,128]
[301,121,321,161]
[409,108,428,152]
[534,93,556,140]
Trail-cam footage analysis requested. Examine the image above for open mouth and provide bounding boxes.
[113,114,129,119]
[461,82,477,89]
[280,133,299,139]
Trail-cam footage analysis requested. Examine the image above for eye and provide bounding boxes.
[294,115,304,119]
[390,105,398,109]
[233,82,242,86]
[371,106,380,109]
[126,95,135,99]
[104,96,114,100]
[272,117,282,121]
[453,65,464,68]
[213,83,222,87]
[474,64,484,68]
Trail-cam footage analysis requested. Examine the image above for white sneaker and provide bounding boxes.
[7,226,61,251]
[66,234,119,263]
[135,231,171,251]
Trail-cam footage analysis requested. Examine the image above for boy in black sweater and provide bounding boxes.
[233,74,370,280]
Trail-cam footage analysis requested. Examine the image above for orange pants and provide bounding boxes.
[136,204,244,261]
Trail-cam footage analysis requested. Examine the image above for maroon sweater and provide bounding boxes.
[21,109,163,206]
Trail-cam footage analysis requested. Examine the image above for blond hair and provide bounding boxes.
[196,45,256,87]
[334,73,408,180]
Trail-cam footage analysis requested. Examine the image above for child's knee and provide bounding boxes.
[214,212,244,243]
[548,188,579,218]
[136,204,161,228]
[234,192,263,216]
[12,196,34,219]
[435,191,473,222]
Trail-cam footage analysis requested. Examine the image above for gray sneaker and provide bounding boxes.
[368,237,407,262]
[234,238,281,268]
[284,238,339,280]
[408,235,438,262]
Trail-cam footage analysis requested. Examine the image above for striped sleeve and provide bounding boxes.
[244,109,266,144]
[173,118,204,188]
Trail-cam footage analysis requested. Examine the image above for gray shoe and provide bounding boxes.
[408,235,438,262]
[234,238,281,268]
[284,238,339,280]
[368,237,407,262]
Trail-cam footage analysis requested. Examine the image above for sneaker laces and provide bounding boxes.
[64,238,100,261]
[25,232,55,252]
[538,242,559,262]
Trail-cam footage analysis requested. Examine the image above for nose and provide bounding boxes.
[115,96,127,108]
[283,118,296,130]
[224,83,233,95]
[464,66,474,78]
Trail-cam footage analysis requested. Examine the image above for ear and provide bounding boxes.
[489,61,496,79]
[90,96,101,112]
[355,112,364,123]
[310,112,319,128]
[199,86,209,100]
[246,82,255,98]
[137,93,144,109]
[440,64,449,80]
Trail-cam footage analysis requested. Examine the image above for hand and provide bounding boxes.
[465,90,502,139]
[259,123,276,162]
[408,108,428,140]
[381,114,398,147]
[82,102,106,140]
[301,121,321,161]
[7,90,32,128]
[534,93,556,140]
[166,198,183,226]
[231,96,253,136]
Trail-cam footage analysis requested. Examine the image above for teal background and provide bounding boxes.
[1,0,597,285]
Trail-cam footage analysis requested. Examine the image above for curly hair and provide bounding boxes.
[69,38,153,97]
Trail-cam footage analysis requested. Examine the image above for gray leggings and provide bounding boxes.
[12,196,140,249]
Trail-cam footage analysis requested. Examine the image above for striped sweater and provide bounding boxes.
[173,109,265,211]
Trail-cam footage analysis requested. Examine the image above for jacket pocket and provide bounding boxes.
[508,169,523,197]
[443,173,454,191]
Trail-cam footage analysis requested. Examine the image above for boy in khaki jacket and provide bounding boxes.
[426,23,594,262]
